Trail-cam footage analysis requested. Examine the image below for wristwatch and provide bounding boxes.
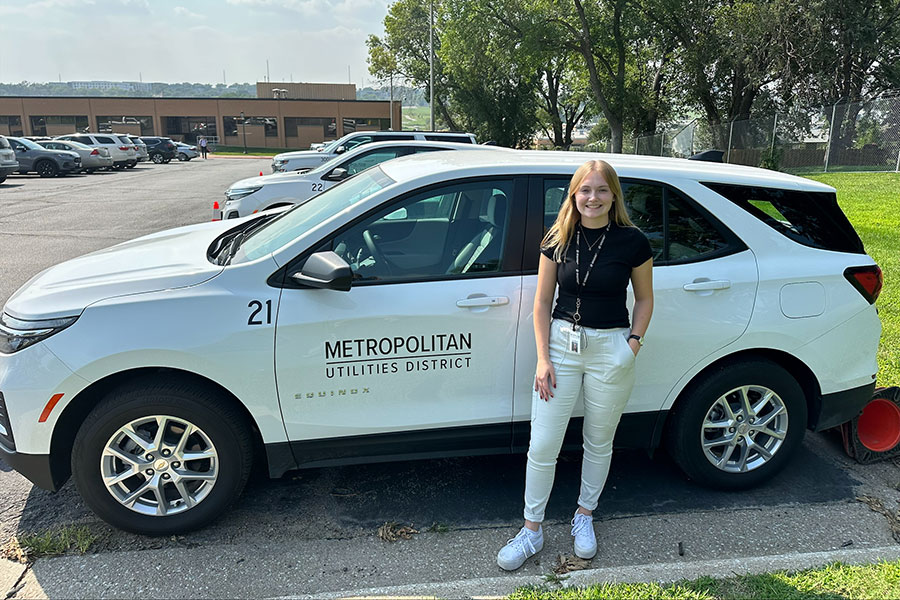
[628,334,644,346]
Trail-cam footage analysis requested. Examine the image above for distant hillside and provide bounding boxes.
[0,81,428,104]
[0,82,256,97]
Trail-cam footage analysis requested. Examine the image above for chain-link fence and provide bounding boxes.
[632,95,900,173]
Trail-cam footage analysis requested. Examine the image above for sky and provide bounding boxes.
[0,0,393,86]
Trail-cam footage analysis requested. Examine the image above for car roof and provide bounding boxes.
[377,150,835,193]
[342,140,509,153]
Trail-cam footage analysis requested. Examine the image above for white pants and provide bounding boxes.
[523,319,636,522]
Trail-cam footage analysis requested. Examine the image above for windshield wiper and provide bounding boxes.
[218,214,279,265]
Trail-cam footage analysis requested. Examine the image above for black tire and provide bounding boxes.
[72,378,254,535]
[0,175,6,184]
[162,157,171,164]
[177,153,188,161]
[85,169,96,174]
[150,153,164,164]
[35,160,58,178]
[125,162,136,169]
[666,358,806,490]
[112,163,125,170]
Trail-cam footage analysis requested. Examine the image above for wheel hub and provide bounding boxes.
[700,384,789,473]
[100,415,219,516]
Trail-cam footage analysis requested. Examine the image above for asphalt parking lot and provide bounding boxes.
[2,158,900,598]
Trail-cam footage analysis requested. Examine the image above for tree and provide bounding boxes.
[367,0,461,130]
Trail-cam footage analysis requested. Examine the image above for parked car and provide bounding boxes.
[140,137,176,164]
[175,142,199,161]
[271,130,479,173]
[0,135,19,183]
[7,136,81,177]
[0,151,881,535]
[55,133,136,170]
[219,140,509,220]
[37,139,113,173]
[128,136,149,163]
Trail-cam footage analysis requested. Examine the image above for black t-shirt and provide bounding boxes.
[541,222,652,329]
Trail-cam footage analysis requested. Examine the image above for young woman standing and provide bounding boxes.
[498,159,654,570]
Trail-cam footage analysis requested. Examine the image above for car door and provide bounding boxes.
[512,176,757,448]
[274,176,527,465]
[9,140,32,170]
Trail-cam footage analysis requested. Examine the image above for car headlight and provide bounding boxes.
[225,186,262,201]
[0,312,78,354]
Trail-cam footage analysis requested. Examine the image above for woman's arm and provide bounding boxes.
[534,253,557,400]
[628,258,654,356]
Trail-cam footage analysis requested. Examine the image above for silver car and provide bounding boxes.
[0,135,18,183]
[129,136,149,162]
[175,142,199,161]
[38,139,113,173]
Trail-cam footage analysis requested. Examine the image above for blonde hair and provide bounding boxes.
[542,159,635,262]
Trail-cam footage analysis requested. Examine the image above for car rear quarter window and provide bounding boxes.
[702,182,864,254]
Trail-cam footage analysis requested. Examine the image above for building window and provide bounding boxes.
[29,115,89,136]
[224,116,278,138]
[96,116,154,136]
[0,116,23,137]
[343,117,391,134]
[284,117,337,140]
[164,116,217,143]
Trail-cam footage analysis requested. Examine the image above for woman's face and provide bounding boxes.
[573,170,614,225]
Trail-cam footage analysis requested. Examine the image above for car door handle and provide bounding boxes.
[683,279,732,291]
[456,296,509,307]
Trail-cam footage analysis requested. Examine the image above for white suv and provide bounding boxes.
[220,140,507,220]
[0,152,880,535]
[271,131,478,173]
[56,133,137,169]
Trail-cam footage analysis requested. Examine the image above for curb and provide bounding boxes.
[275,545,900,599]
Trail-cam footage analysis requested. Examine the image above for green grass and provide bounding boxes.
[401,105,431,130]
[804,173,900,386]
[12,526,96,559]
[509,559,900,599]
[211,145,294,157]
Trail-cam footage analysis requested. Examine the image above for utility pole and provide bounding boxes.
[240,111,247,155]
[429,0,434,131]
[389,72,394,131]
[266,60,270,83]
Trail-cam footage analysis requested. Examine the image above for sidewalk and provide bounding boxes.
[3,498,898,599]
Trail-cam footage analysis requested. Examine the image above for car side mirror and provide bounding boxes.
[335,145,346,154]
[16,147,26,152]
[326,167,348,181]
[290,251,352,291]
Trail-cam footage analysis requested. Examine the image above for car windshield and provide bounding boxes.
[235,167,395,263]
[320,134,354,154]
[14,138,42,150]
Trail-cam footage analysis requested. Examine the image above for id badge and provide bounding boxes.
[566,325,582,355]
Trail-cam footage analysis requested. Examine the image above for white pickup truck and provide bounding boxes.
[271,131,477,173]
[221,140,504,220]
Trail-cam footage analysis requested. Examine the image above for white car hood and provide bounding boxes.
[230,171,306,189]
[4,220,240,320]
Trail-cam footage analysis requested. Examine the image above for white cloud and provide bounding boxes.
[174,6,203,18]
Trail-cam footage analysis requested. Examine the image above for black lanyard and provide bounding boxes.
[573,224,608,326]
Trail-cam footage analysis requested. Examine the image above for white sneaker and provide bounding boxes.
[497,526,543,571]
[571,511,597,559]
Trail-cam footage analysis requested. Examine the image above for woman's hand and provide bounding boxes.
[534,359,556,401]
[627,338,640,357]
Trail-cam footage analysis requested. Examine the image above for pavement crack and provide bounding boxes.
[856,495,900,543]
[4,562,31,600]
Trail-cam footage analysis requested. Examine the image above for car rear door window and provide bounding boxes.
[95,136,115,144]
[541,177,737,265]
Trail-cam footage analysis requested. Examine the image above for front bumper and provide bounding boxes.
[0,445,59,491]
[810,381,877,431]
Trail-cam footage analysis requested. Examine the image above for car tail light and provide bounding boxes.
[90,149,99,155]
[118,146,129,151]
[845,265,883,304]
